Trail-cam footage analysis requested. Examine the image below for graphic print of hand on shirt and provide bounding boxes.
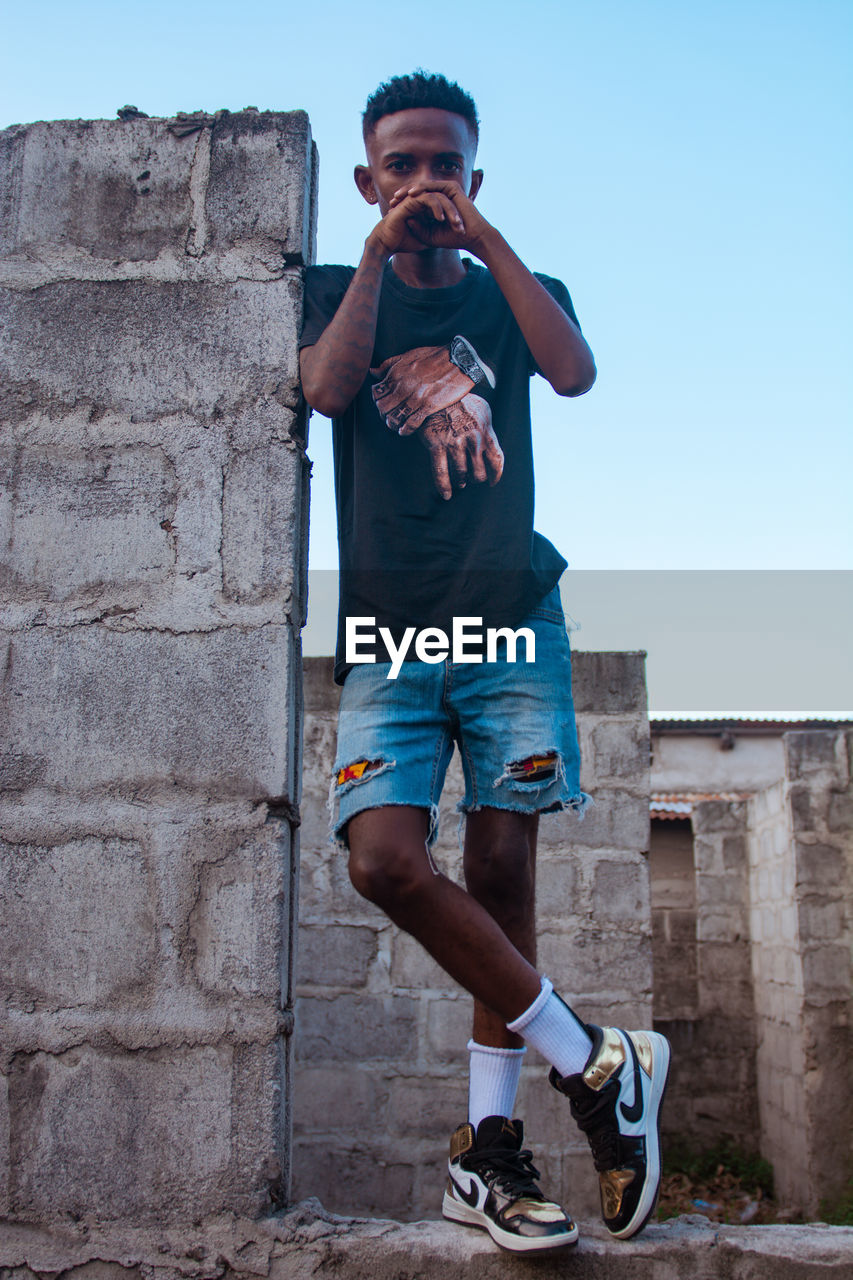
[370,339,504,501]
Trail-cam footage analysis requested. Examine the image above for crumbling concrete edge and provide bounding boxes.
[1,1201,851,1279]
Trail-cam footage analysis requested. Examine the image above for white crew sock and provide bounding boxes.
[506,976,594,1078]
[467,1039,526,1128]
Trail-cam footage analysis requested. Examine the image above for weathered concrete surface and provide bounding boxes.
[1,1204,851,1279]
[657,799,760,1152]
[649,728,852,1216]
[294,653,653,1222]
[0,111,316,279]
[0,111,316,1225]
[747,730,853,1215]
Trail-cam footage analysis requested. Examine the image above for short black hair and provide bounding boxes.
[362,71,479,143]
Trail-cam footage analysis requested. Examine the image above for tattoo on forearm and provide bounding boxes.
[312,255,386,406]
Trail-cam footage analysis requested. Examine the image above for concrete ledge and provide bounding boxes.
[2,1201,851,1279]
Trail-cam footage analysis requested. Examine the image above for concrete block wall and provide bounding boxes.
[661,800,759,1150]
[0,111,316,1225]
[649,818,698,1022]
[747,731,853,1213]
[294,651,652,1222]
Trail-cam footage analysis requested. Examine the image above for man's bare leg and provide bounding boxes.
[346,804,541,1020]
[463,807,538,1049]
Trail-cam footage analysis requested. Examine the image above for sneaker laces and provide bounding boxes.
[463,1143,545,1201]
[569,1081,621,1172]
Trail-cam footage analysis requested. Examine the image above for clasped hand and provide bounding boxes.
[371,180,490,256]
[372,343,504,500]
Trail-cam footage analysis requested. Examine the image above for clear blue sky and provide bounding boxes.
[3,0,850,571]
[3,2,851,709]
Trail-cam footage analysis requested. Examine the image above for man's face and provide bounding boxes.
[356,107,482,241]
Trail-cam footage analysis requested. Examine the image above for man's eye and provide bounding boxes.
[389,160,411,171]
[438,161,461,172]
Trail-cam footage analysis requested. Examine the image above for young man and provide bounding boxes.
[299,72,669,1254]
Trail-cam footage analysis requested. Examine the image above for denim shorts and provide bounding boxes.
[328,583,592,849]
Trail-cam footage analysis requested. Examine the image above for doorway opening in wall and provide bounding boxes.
[649,815,698,1026]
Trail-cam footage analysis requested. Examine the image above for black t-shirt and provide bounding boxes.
[300,259,580,683]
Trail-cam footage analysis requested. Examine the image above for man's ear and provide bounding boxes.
[468,169,484,201]
[354,165,378,205]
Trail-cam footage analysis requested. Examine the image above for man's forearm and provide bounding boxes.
[300,239,390,417]
[471,227,596,397]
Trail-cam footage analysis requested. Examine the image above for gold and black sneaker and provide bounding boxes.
[442,1115,578,1253]
[550,1025,670,1239]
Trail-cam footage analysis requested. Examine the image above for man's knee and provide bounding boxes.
[346,808,435,911]
[348,841,434,910]
[464,817,535,907]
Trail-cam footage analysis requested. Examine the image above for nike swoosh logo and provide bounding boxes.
[619,1036,644,1124]
[452,1173,481,1208]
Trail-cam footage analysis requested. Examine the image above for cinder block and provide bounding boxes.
[0,836,155,1009]
[302,714,340,781]
[1,278,302,423]
[538,927,653,1000]
[189,825,290,998]
[293,1065,392,1133]
[7,1043,255,1222]
[391,932,461,992]
[206,111,316,264]
[785,730,844,779]
[0,1070,8,1216]
[693,799,747,833]
[570,652,648,715]
[536,856,579,917]
[0,119,195,260]
[571,997,652,1028]
[302,657,340,713]
[0,624,295,798]
[0,443,176,601]
[722,834,748,870]
[696,869,748,911]
[697,943,753,1008]
[801,944,851,994]
[298,805,335,870]
[425,996,472,1063]
[514,1071,587,1150]
[0,113,315,267]
[560,1148,601,1220]
[788,784,816,832]
[297,924,377,988]
[590,720,649,782]
[298,845,369,920]
[693,834,724,878]
[411,1152,456,1221]
[295,993,417,1064]
[788,839,845,890]
[665,908,698,944]
[654,977,699,1021]
[827,787,853,835]
[0,752,47,792]
[697,910,750,945]
[221,442,303,603]
[592,858,649,923]
[797,898,845,942]
[231,1037,292,1214]
[291,1139,415,1219]
[387,1075,468,1137]
[536,791,649,852]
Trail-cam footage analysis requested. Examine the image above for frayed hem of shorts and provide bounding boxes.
[456,790,595,822]
[329,799,441,854]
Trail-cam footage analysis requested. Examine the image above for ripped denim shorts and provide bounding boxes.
[328,583,593,849]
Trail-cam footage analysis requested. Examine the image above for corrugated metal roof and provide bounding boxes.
[650,790,752,819]
[651,716,853,735]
